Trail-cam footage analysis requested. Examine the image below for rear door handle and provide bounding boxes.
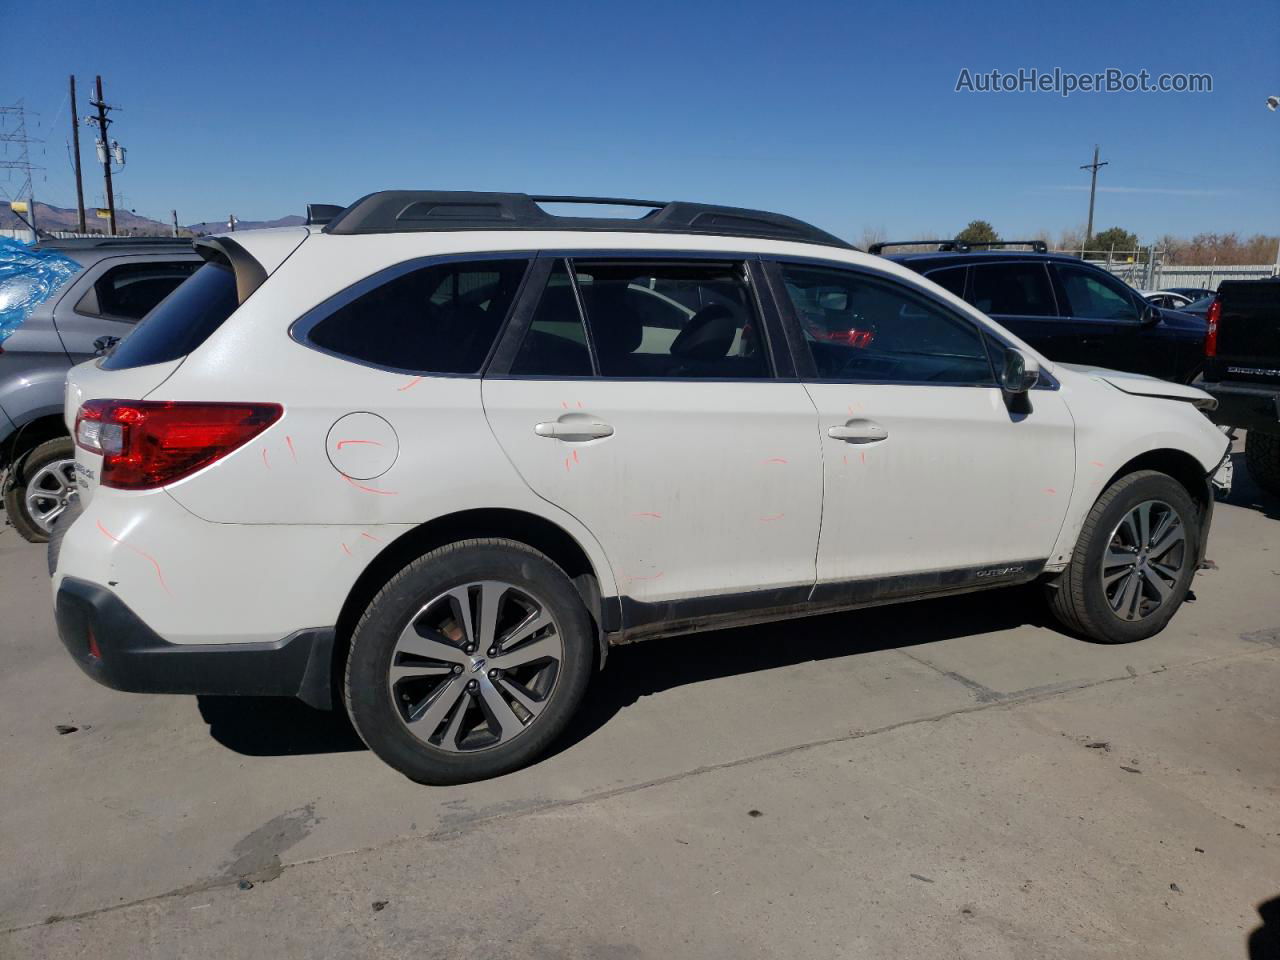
[535,420,614,441]
[828,419,888,443]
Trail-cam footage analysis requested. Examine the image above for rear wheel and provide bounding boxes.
[1046,470,1200,643]
[1245,432,1280,497]
[4,437,77,544]
[344,538,593,784]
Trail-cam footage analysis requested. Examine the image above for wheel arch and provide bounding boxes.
[331,508,616,703]
[1,412,70,477]
[1101,448,1211,518]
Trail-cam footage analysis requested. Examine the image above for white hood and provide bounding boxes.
[1058,363,1216,409]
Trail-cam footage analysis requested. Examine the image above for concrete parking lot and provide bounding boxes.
[2,448,1278,960]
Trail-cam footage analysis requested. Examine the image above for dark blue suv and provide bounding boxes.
[874,241,1207,384]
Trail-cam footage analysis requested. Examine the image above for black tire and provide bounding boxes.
[1245,432,1280,497]
[47,494,84,576]
[4,437,76,544]
[1045,470,1200,644]
[344,538,594,784]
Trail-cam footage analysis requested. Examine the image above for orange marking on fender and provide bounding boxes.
[576,400,583,408]
[95,521,171,595]
[397,376,424,392]
[632,512,663,519]
[360,532,382,542]
[626,571,664,583]
[262,448,270,470]
[341,543,353,557]
[860,451,866,464]
[572,449,580,464]
[1044,488,1057,495]
[1090,461,1105,468]
[342,475,397,495]
[759,513,785,522]
[286,435,297,462]
[336,439,383,449]
[762,457,788,465]
[564,457,571,472]
[561,400,569,409]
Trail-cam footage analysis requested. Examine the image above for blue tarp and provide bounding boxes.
[0,237,82,343]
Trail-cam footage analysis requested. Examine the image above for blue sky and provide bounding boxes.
[3,0,1277,242]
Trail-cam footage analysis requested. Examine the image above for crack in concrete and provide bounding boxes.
[6,644,1276,936]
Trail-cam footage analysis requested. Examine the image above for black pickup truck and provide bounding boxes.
[1201,278,1280,495]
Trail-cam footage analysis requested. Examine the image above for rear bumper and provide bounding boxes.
[54,577,335,709]
[1199,379,1280,434]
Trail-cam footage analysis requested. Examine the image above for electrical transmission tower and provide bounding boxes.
[0,100,44,233]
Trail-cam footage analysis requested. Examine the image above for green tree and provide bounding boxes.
[1092,226,1140,255]
[954,220,999,246]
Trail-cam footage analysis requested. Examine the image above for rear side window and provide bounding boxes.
[102,262,238,370]
[304,259,527,374]
[76,261,199,322]
[574,260,768,379]
[968,263,1057,317]
[925,266,967,298]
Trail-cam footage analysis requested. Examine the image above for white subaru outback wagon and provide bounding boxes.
[52,192,1230,784]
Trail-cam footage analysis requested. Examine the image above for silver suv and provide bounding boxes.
[0,237,199,540]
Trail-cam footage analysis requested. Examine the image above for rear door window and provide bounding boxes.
[76,261,200,322]
[302,259,528,374]
[102,262,239,370]
[924,266,968,298]
[572,260,768,379]
[968,262,1057,317]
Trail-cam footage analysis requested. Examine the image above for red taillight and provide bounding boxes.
[74,400,282,489]
[1204,297,1220,357]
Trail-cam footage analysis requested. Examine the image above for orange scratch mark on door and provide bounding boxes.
[262,448,270,470]
[286,435,297,462]
[336,439,383,449]
[631,512,663,519]
[761,457,788,465]
[397,376,424,392]
[360,532,382,542]
[341,543,353,557]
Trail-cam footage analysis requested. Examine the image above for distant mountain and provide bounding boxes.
[0,201,307,237]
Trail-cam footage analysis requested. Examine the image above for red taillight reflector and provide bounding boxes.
[74,400,282,490]
[87,625,102,660]
[1204,297,1220,357]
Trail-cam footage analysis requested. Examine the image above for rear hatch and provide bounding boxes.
[1205,279,1280,385]
[67,229,307,504]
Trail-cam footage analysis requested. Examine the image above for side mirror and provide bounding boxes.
[1001,348,1040,394]
[93,335,120,357]
[1141,304,1162,325]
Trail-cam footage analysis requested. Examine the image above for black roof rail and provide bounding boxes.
[306,203,346,226]
[869,239,1049,255]
[322,191,853,249]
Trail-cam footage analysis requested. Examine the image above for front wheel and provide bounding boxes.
[344,539,594,784]
[1046,470,1200,644]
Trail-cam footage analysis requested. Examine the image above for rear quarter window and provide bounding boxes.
[299,259,528,374]
[101,262,238,370]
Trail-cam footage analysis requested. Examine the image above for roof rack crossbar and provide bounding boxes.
[322,191,852,249]
[869,239,1048,255]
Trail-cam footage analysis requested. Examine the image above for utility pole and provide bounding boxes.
[69,76,86,232]
[1080,145,1108,255]
[171,209,179,237]
[89,75,117,236]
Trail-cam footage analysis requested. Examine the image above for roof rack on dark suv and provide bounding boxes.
[868,239,1048,255]
[322,191,853,249]
[34,236,194,250]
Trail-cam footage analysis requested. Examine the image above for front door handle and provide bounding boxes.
[828,419,888,443]
[535,419,614,441]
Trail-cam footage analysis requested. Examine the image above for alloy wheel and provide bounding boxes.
[1100,499,1188,622]
[387,580,564,752]
[24,459,78,533]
